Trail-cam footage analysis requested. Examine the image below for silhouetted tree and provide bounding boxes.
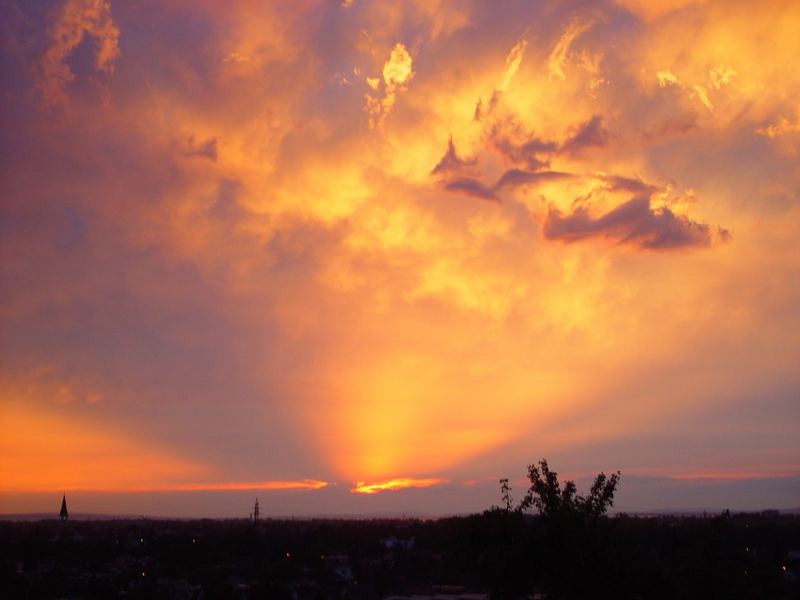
[515,459,620,519]
[487,459,622,600]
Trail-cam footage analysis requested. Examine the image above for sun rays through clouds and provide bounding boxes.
[1,0,799,514]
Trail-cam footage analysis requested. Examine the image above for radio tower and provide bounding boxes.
[60,494,69,521]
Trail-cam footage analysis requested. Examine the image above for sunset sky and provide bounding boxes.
[1,0,799,517]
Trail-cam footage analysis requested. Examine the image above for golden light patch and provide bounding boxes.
[657,70,678,87]
[636,1,800,125]
[500,39,527,91]
[410,257,529,319]
[351,478,446,494]
[382,43,414,88]
[366,42,415,128]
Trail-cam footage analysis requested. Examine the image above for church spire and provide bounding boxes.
[60,494,69,521]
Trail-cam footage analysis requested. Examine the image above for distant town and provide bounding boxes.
[2,497,798,599]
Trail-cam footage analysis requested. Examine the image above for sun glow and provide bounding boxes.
[1,0,799,515]
[0,404,205,493]
[351,478,447,495]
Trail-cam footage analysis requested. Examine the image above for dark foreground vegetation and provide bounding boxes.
[2,463,799,599]
[2,511,799,599]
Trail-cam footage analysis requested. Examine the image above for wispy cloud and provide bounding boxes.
[499,38,527,91]
[352,478,447,494]
[548,16,595,81]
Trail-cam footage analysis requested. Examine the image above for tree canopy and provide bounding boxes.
[503,458,621,519]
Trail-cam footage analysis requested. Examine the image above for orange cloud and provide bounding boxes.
[548,17,595,81]
[351,478,447,494]
[39,0,120,106]
[365,42,414,128]
[499,39,527,91]
[757,107,800,139]
[68,480,329,493]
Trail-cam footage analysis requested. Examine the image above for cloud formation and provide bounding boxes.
[548,16,595,80]
[431,137,477,175]
[1,0,798,516]
[489,126,557,170]
[500,39,527,91]
[544,195,729,250]
[561,115,609,154]
[365,42,415,128]
[494,168,569,191]
[443,177,499,202]
[38,0,120,106]
[351,478,447,495]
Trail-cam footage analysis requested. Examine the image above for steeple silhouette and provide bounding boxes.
[60,494,69,521]
[253,498,260,522]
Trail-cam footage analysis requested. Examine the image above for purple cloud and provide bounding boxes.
[494,168,570,191]
[431,137,477,175]
[562,115,609,154]
[543,196,729,250]
[443,177,500,202]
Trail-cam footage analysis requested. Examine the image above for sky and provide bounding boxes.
[1,0,799,518]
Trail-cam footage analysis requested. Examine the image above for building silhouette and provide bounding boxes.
[253,498,260,522]
[59,494,68,521]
